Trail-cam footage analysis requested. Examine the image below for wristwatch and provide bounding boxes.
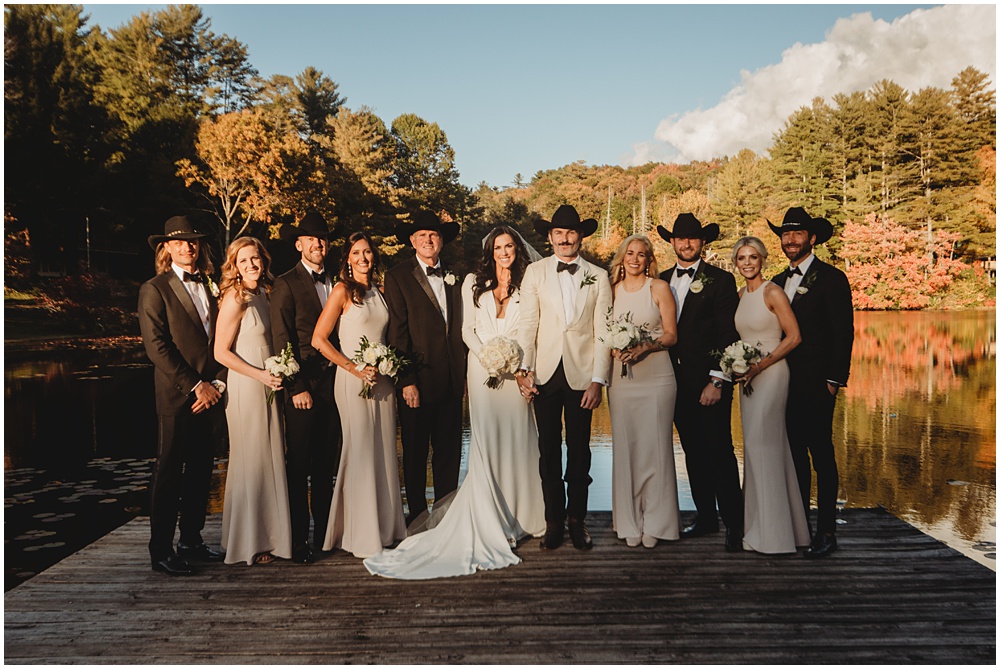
[710,378,724,389]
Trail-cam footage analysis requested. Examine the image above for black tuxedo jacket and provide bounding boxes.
[660,261,740,384]
[384,256,466,405]
[138,271,226,415]
[772,257,854,386]
[270,262,336,397]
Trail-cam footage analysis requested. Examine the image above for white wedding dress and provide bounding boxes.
[363,274,545,579]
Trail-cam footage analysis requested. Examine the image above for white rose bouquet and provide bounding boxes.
[477,336,523,389]
[714,339,764,396]
[600,307,653,378]
[352,336,408,399]
[263,342,300,404]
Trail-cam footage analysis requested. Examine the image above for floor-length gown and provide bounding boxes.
[363,274,545,579]
[323,289,406,558]
[608,278,681,542]
[735,282,811,554]
[221,292,293,565]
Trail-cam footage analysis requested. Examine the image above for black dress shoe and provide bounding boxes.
[805,533,837,559]
[725,527,743,552]
[177,541,225,562]
[681,521,720,538]
[567,518,593,550]
[292,543,316,564]
[540,522,564,550]
[152,555,195,576]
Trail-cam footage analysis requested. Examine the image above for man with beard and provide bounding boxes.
[770,206,854,558]
[657,213,743,552]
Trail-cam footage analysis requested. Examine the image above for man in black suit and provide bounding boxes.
[657,213,743,552]
[138,215,227,575]
[384,210,466,524]
[270,211,342,563]
[770,206,854,558]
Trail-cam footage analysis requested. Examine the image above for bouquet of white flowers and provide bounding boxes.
[714,339,764,396]
[477,336,523,389]
[600,307,653,378]
[263,342,301,404]
[352,336,408,399]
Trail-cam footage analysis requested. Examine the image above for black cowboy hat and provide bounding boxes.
[148,215,208,249]
[533,204,599,238]
[279,210,335,241]
[656,213,720,244]
[767,206,833,245]
[396,209,460,244]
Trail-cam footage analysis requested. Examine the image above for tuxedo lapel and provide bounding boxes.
[569,260,594,327]
[167,272,207,337]
[410,259,445,324]
[792,264,820,305]
[293,263,323,316]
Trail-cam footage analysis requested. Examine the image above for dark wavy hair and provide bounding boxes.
[339,231,383,306]
[472,226,530,307]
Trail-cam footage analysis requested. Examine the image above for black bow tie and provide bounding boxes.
[425,266,443,277]
[183,272,204,284]
[311,271,327,283]
[675,267,695,278]
[789,266,802,276]
[556,262,579,275]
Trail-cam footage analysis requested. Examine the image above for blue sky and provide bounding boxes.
[81,4,996,189]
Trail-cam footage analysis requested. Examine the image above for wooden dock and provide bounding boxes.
[4,509,995,664]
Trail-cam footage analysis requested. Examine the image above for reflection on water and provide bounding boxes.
[4,311,996,589]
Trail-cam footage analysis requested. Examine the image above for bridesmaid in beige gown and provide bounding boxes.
[214,237,293,565]
[731,236,810,554]
[313,232,406,558]
[607,235,680,549]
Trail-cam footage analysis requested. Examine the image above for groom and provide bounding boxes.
[657,213,743,552]
[517,204,612,550]
[771,206,854,558]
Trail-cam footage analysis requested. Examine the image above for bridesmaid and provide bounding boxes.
[312,232,407,558]
[607,235,680,548]
[213,237,292,565]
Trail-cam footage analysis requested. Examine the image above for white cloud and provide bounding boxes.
[635,5,996,164]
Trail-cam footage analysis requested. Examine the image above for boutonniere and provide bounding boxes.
[444,271,458,286]
[795,271,817,295]
[580,271,597,288]
[689,272,713,294]
[205,275,220,298]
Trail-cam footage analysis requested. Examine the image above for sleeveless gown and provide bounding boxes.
[735,282,810,554]
[221,292,293,565]
[608,278,681,542]
[363,274,545,579]
[322,288,407,558]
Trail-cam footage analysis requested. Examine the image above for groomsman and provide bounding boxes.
[270,211,342,563]
[771,206,854,558]
[657,213,743,552]
[384,210,466,524]
[517,204,612,550]
[138,215,227,575]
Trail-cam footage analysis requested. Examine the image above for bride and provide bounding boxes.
[364,226,545,579]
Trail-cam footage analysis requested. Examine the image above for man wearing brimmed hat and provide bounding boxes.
[138,215,227,575]
[384,209,466,524]
[770,206,854,558]
[516,204,612,550]
[270,210,342,563]
[657,213,744,552]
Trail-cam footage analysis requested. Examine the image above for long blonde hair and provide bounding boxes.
[154,240,215,276]
[608,234,659,291]
[219,236,273,304]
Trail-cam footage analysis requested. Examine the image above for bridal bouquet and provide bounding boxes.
[353,336,408,399]
[478,336,523,389]
[263,342,300,404]
[600,307,653,378]
[714,339,764,396]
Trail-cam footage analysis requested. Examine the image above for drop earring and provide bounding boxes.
[347,264,353,279]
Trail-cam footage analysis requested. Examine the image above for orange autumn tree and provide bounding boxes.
[840,213,965,309]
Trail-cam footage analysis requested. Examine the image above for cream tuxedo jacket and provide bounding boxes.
[517,255,612,389]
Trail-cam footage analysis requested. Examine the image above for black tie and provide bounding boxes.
[311,271,327,283]
[183,272,204,284]
[556,262,578,275]
[789,266,802,276]
[675,267,694,278]
[425,266,442,277]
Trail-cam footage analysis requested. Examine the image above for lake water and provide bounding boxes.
[4,310,995,589]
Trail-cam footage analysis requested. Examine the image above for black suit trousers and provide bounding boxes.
[148,405,225,561]
[786,373,839,535]
[283,373,341,547]
[398,393,463,521]
[533,362,594,524]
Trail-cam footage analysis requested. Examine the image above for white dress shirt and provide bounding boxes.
[783,253,815,301]
[301,260,332,305]
[172,263,211,336]
[418,258,448,324]
[669,258,702,322]
[556,255,583,324]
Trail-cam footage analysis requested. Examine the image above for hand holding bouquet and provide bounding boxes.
[352,336,408,399]
[478,336,523,389]
[600,307,653,378]
[714,340,764,396]
[263,342,300,404]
